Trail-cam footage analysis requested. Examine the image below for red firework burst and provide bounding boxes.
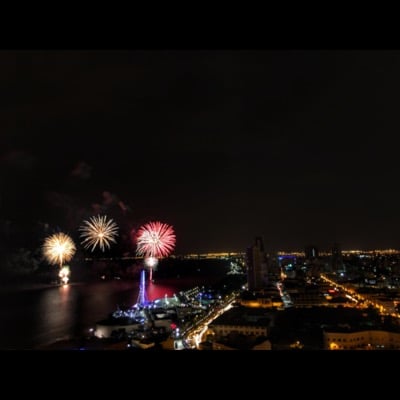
[136,221,176,258]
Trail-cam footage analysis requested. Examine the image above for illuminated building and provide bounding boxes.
[324,329,400,350]
[136,269,149,307]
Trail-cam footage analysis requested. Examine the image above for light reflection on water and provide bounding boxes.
[0,278,205,349]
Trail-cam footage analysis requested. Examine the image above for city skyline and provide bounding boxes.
[2,50,400,254]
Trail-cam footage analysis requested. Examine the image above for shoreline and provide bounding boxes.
[0,273,226,295]
[0,281,85,294]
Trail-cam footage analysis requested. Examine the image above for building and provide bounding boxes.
[331,242,344,273]
[208,306,272,339]
[304,245,319,260]
[323,328,400,350]
[247,236,268,291]
[239,288,283,309]
[252,340,272,350]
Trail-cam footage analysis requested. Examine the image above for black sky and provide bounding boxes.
[2,50,400,253]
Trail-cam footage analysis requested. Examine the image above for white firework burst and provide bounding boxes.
[79,214,119,252]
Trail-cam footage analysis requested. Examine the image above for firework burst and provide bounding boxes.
[136,221,176,258]
[79,214,119,252]
[42,232,76,268]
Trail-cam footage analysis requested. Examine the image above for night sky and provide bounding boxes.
[2,50,400,254]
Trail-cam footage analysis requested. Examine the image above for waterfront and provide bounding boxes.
[0,276,222,350]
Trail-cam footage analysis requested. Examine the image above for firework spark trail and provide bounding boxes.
[79,214,119,252]
[144,256,159,268]
[42,232,76,267]
[136,221,176,258]
[59,266,70,285]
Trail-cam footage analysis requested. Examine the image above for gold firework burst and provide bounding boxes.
[79,214,119,252]
[42,232,76,267]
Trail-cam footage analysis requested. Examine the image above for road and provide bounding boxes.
[181,291,239,349]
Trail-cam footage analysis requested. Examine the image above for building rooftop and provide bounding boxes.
[210,306,274,327]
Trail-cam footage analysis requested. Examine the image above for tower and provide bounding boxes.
[136,269,149,307]
[246,236,268,291]
[305,244,319,260]
[331,242,343,273]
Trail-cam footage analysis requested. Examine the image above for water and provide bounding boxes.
[0,278,204,350]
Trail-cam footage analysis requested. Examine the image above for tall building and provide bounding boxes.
[246,236,268,291]
[304,244,319,260]
[331,242,343,272]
